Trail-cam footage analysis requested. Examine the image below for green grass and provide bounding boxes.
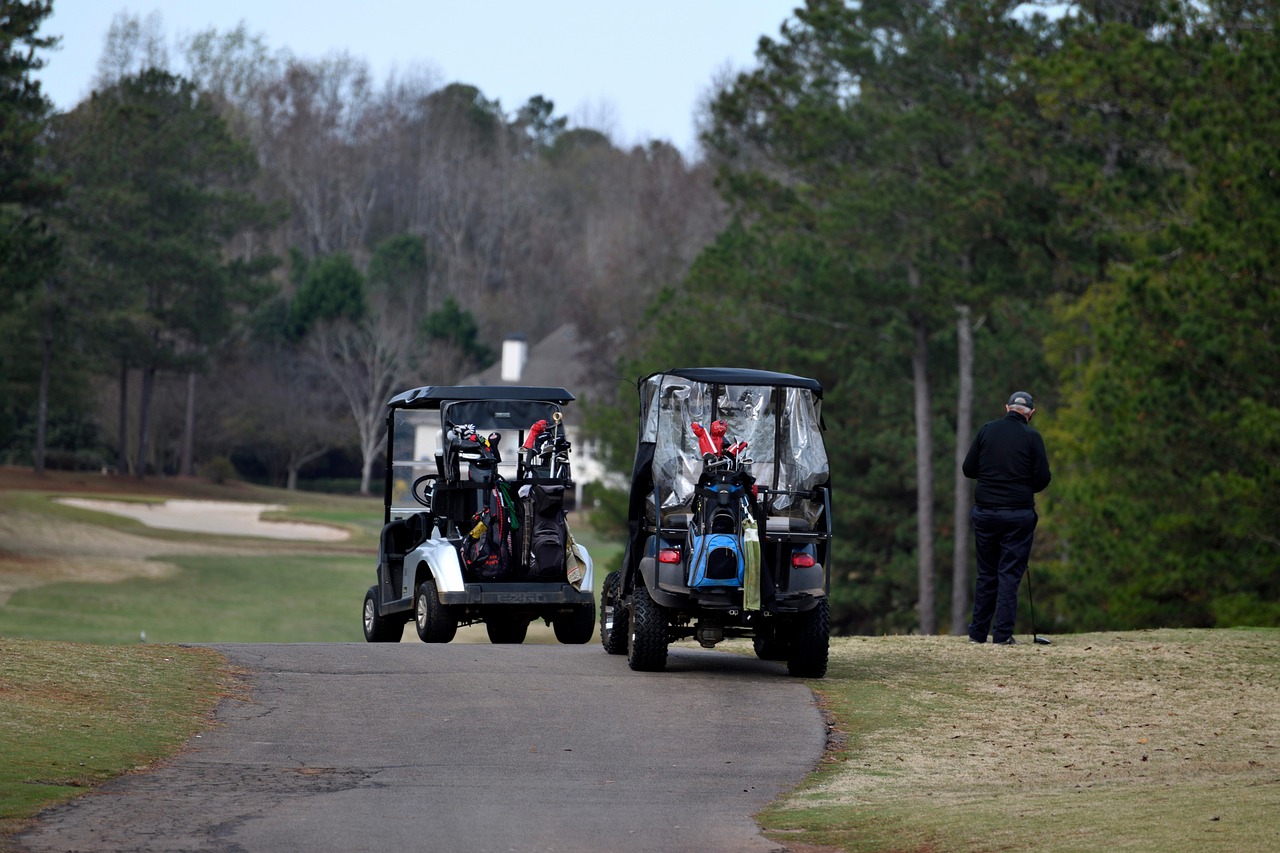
[0,639,228,839]
[0,523,620,646]
[0,553,374,644]
[262,504,384,544]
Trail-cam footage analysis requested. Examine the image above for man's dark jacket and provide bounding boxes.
[962,412,1051,509]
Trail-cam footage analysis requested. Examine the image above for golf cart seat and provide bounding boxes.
[765,515,813,533]
[652,505,810,535]
[655,510,694,531]
[381,511,433,563]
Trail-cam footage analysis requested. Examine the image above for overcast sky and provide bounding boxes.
[35,0,800,158]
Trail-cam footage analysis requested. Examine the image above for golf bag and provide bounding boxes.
[685,468,749,589]
[464,483,511,579]
[524,484,568,581]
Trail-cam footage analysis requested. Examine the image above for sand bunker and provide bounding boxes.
[56,499,350,542]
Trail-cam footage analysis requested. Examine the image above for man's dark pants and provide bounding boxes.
[968,506,1038,643]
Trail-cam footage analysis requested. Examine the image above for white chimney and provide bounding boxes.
[500,334,528,382]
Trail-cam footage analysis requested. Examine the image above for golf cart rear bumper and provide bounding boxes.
[439,583,593,606]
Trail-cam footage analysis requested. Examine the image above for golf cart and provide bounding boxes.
[361,385,595,645]
[600,368,832,677]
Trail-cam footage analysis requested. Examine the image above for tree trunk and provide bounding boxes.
[117,361,129,475]
[951,304,975,634]
[359,452,375,496]
[909,264,936,635]
[34,287,52,475]
[136,363,156,480]
[181,370,196,477]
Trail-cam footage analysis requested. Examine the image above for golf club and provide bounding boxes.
[1027,565,1052,645]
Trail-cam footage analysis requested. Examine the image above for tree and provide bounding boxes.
[367,232,434,321]
[697,0,1055,633]
[307,316,413,496]
[1041,2,1280,628]
[0,0,58,276]
[215,340,351,489]
[53,68,273,478]
[0,1,61,472]
[513,95,567,153]
[92,10,167,89]
[291,251,366,335]
[421,295,494,374]
[252,54,383,256]
[180,21,285,128]
[289,251,397,495]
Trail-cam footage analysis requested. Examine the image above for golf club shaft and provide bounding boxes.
[1027,565,1051,645]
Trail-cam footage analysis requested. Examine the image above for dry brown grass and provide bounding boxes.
[761,630,1280,852]
[826,632,1274,797]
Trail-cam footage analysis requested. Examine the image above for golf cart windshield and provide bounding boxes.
[640,372,828,525]
[385,390,571,516]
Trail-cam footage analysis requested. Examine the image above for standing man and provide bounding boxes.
[963,391,1052,645]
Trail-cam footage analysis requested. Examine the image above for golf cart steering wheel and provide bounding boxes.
[411,474,436,508]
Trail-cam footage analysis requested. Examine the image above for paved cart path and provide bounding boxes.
[17,643,826,853]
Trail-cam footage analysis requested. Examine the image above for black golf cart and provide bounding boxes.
[361,385,595,645]
[600,368,832,677]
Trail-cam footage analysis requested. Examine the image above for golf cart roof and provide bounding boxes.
[643,367,823,399]
[387,385,576,411]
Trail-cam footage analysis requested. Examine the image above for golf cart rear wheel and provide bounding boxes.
[363,586,403,643]
[485,614,529,644]
[553,601,596,644]
[786,598,830,678]
[600,571,627,655]
[627,582,669,672]
[415,579,457,643]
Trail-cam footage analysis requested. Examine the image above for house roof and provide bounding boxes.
[462,323,601,398]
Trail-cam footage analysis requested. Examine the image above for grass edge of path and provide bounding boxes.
[0,640,236,848]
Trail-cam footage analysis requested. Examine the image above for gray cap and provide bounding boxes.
[1007,391,1034,408]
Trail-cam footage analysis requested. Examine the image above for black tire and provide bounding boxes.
[626,581,669,672]
[485,614,529,644]
[600,571,628,655]
[752,628,790,661]
[415,579,457,643]
[787,598,830,678]
[553,601,596,644]
[363,586,403,643]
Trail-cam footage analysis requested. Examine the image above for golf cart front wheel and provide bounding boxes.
[415,579,458,643]
[600,571,627,655]
[363,586,404,643]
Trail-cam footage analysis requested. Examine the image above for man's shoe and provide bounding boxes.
[967,637,985,644]
[994,637,1018,645]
